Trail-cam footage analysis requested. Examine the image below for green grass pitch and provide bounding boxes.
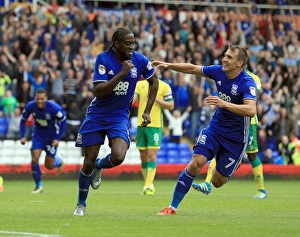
[0,179,299,237]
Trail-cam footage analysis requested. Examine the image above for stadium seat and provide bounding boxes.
[162,136,170,143]
[157,156,168,164]
[157,149,167,158]
[266,137,277,150]
[178,143,191,151]
[179,150,192,157]
[166,142,178,150]
[273,156,284,165]
[167,150,180,163]
[272,150,279,159]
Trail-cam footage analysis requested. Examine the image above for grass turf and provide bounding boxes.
[0,179,299,237]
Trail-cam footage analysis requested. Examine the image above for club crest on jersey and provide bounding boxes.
[76,134,82,144]
[250,86,256,96]
[130,67,137,78]
[56,111,63,118]
[146,61,153,70]
[231,84,238,95]
[98,64,106,75]
[45,113,51,120]
[199,134,207,145]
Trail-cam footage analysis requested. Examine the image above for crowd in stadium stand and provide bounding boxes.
[0,0,299,164]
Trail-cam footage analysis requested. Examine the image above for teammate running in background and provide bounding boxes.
[73,27,158,216]
[134,67,174,196]
[20,88,66,193]
[192,69,267,199]
[153,43,257,215]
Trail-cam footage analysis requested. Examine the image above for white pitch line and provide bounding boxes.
[0,230,60,237]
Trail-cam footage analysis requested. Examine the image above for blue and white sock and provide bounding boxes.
[170,168,196,210]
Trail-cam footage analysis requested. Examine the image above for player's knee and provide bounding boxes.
[212,180,224,188]
[44,163,54,170]
[187,155,206,175]
[111,154,125,166]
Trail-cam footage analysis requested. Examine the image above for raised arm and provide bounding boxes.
[94,60,134,99]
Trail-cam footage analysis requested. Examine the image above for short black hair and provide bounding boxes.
[108,27,133,51]
[36,88,47,95]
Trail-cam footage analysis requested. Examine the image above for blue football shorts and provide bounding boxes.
[31,133,58,158]
[193,126,248,178]
[75,119,130,148]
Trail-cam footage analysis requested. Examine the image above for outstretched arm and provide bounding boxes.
[152,61,204,76]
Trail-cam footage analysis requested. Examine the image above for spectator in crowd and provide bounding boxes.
[65,100,82,141]
[274,106,296,145]
[187,75,203,143]
[0,110,9,140]
[63,68,77,106]
[7,107,22,140]
[260,148,275,164]
[164,106,192,144]
[278,135,300,165]
[0,89,18,117]
[76,83,94,122]
[198,97,216,140]
[173,73,190,113]
[49,69,64,106]
[16,81,31,111]
[0,53,14,79]
[0,71,11,100]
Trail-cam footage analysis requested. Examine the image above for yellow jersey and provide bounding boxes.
[246,70,261,124]
[135,80,173,128]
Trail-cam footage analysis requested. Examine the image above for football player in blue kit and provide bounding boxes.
[153,44,257,215]
[20,88,66,194]
[73,27,159,216]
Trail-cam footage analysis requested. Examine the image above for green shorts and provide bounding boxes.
[246,123,258,153]
[136,126,162,150]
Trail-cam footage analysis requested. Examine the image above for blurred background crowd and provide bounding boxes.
[0,0,299,165]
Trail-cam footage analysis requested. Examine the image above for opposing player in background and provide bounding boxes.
[0,176,3,192]
[20,88,66,193]
[73,27,158,216]
[134,67,174,196]
[153,43,257,215]
[193,70,267,199]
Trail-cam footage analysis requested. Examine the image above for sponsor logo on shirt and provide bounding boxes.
[113,81,129,95]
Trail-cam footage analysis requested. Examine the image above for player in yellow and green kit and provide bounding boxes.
[134,69,174,196]
[192,69,267,199]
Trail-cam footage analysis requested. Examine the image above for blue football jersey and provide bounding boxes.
[202,65,257,142]
[21,100,66,138]
[85,50,155,123]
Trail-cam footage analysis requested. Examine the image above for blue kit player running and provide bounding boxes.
[153,43,257,215]
[20,88,66,193]
[73,27,159,216]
